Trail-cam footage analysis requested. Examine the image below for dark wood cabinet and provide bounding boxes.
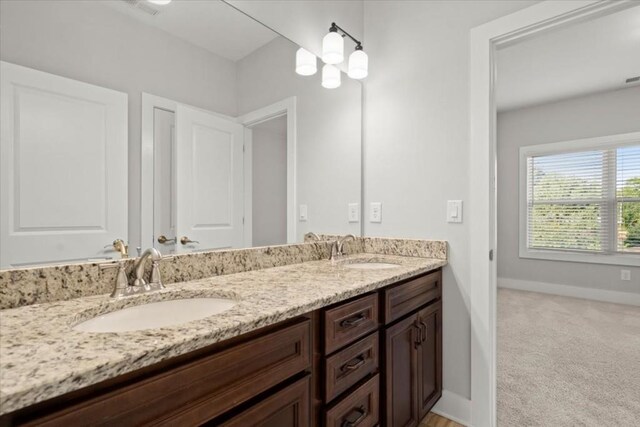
[383,282,442,427]
[417,302,442,421]
[220,376,311,427]
[3,269,442,427]
[384,314,419,427]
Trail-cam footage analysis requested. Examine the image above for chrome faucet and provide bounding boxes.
[305,232,322,242]
[331,234,356,261]
[133,248,164,289]
[101,248,165,299]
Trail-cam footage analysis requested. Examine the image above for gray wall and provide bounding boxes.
[237,37,362,241]
[497,86,640,294]
[361,0,538,399]
[252,117,288,247]
[0,0,238,250]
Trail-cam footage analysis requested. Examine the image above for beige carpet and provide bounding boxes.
[498,288,640,426]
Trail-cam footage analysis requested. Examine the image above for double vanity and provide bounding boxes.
[0,237,446,426]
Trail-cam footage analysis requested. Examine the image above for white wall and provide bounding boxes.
[362,0,538,401]
[232,0,539,405]
[0,0,238,250]
[252,117,288,247]
[237,37,362,241]
[497,86,640,294]
[226,0,364,62]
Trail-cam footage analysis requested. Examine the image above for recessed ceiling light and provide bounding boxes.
[147,0,172,5]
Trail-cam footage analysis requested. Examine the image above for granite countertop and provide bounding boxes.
[0,253,446,415]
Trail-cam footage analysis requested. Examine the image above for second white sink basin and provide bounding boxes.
[74,298,237,333]
[344,262,400,270]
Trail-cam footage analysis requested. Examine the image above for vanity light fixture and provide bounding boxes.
[322,25,344,65]
[295,48,317,76]
[321,23,368,85]
[322,64,341,89]
[147,0,172,5]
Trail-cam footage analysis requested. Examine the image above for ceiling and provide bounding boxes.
[496,5,640,112]
[101,0,279,62]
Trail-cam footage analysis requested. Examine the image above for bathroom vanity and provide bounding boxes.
[0,250,444,427]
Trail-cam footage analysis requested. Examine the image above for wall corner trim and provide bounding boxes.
[432,390,472,426]
[498,278,640,307]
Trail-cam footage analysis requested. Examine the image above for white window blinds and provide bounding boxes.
[526,144,640,255]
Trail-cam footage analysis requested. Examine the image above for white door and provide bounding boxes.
[175,105,244,252]
[0,61,128,268]
[153,108,177,254]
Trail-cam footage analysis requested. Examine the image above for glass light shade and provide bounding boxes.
[295,48,317,76]
[322,64,341,89]
[322,31,344,64]
[348,49,368,79]
[148,0,172,4]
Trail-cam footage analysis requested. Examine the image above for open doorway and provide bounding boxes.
[248,115,288,247]
[494,5,640,425]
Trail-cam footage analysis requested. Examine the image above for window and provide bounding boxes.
[519,133,640,266]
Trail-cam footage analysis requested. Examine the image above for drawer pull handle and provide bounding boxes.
[341,355,366,372]
[420,320,428,342]
[341,405,367,427]
[340,314,367,328]
[412,323,421,348]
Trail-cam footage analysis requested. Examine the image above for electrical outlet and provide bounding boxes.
[348,203,360,223]
[621,270,631,281]
[370,202,382,223]
[299,204,308,221]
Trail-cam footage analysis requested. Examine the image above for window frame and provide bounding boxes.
[519,131,640,267]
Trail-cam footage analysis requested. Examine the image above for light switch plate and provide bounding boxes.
[348,203,360,223]
[621,270,631,281]
[447,200,463,223]
[299,204,308,221]
[370,202,382,223]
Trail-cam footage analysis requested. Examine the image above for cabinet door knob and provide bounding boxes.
[180,236,200,245]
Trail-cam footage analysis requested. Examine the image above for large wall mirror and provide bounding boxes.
[0,0,362,268]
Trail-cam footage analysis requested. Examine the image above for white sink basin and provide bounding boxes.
[344,262,400,270]
[74,298,236,333]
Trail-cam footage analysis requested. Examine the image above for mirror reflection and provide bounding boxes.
[0,0,362,267]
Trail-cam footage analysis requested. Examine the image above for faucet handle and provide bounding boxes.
[104,239,129,258]
[100,261,130,297]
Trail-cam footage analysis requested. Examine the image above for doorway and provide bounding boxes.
[247,115,288,247]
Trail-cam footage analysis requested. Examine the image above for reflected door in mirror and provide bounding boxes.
[0,62,128,268]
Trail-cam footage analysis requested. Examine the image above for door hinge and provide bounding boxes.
[242,217,245,225]
[489,249,494,261]
[243,144,245,153]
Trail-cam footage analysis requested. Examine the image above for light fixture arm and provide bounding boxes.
[330,22,363,50]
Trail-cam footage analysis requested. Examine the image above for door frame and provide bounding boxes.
[239,97,297,245]
[468,1,637,426]
[140,93,238,250]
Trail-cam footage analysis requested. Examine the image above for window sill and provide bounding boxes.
[519,248,640,267]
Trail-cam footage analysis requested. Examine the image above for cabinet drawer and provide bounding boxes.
[325,332,379,403]
[383,270,441,324]
[325,374,379,427]
[219,376,310,427]
[27,319,311,427]
[324,293,378,355]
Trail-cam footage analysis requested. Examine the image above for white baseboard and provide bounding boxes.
[432,390,471,426]
[498,278,640,307]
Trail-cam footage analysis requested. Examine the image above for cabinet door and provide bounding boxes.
[417,301,443,420]
[220,376,310,427]
[385,314,420,427]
